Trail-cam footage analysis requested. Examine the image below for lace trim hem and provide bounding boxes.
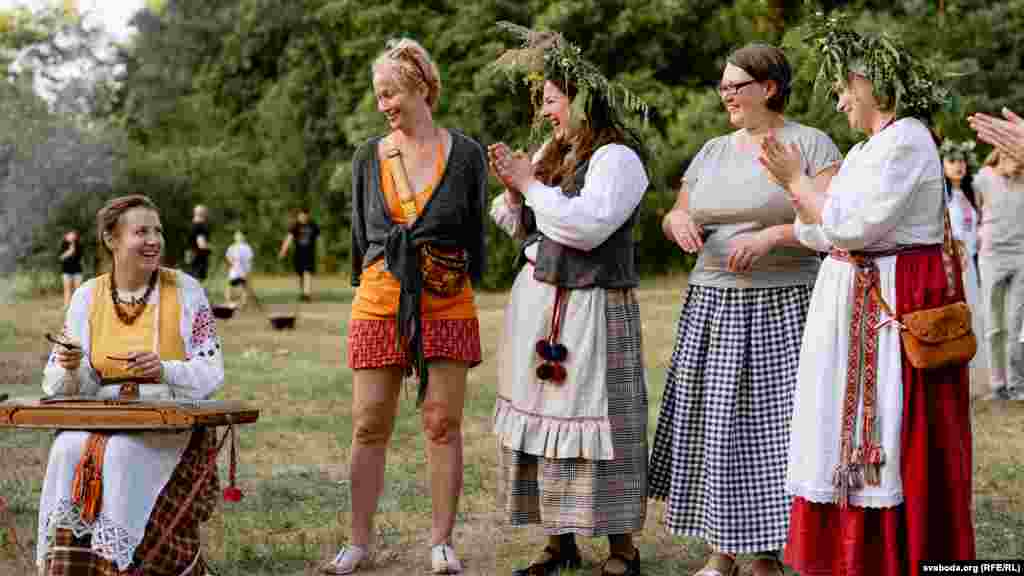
[37,499,143,571]
[788,484,903,509]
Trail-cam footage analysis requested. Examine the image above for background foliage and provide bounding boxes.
[3,0,1023,288]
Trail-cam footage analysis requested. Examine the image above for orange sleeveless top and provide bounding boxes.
[350,140,476,321]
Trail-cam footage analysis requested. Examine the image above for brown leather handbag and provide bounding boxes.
[870,209,977,370]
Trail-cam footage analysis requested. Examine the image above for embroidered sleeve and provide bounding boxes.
[42,282,100,396]
[161,272,224,399]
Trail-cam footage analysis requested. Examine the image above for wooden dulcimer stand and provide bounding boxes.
[0,396,259,567]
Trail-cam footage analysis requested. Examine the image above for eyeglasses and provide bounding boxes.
[717,79,758,96]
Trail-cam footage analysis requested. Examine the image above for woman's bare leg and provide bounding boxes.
[349,367,403,547]
[421,360,468,546]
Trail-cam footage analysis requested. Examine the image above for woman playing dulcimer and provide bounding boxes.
[38,195,224,576]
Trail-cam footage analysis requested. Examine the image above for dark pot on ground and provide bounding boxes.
[268,315,296,330]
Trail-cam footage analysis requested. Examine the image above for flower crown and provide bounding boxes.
[488,21,649,140]
[801,13,950,119]
[939,139,979,168]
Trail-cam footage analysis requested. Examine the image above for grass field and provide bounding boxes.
[1,273,1022,575]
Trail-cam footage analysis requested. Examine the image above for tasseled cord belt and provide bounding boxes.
[524,254,570,385]
[828,245,937,507]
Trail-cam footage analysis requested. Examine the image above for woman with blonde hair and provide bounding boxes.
[322,38,487,575]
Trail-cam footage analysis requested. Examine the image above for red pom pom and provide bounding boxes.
[223,486,243,502]
[550,363,567,383]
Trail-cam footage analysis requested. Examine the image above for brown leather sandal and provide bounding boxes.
[510,544,582,576]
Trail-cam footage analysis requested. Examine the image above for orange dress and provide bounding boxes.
[347,140,481,369]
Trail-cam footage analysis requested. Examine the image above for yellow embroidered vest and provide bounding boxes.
[88,268,186,381]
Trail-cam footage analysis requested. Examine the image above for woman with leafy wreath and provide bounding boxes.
[940,139,987,376]
[647,42,841,576]
[759,15,975,576]
[488,23,649,576]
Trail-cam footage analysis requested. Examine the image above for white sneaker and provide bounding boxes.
[431,543,463,574]
[321,545,369,575]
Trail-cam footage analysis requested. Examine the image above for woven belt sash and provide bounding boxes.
[827,244,938,507]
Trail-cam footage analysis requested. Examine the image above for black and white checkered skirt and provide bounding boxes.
[500,289,648,537]
[648,284,812,553]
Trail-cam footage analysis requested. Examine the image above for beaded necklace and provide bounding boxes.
[110,267,158,325]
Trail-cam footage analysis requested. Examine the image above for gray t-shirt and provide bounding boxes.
[975,168,1024,259]
[685,120,842,288]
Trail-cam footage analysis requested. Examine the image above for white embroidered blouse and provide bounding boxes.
[796,117,944,252]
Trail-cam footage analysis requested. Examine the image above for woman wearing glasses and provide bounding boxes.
[648,44,841,576]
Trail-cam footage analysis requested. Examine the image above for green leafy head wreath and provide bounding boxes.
[802,13,951,120]
[939,138,979,168]
[488,21,650,142]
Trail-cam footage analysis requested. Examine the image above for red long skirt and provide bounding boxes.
[784,248,975,576]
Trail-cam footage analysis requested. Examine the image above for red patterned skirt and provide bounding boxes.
[347,318,482,369]
[42,430,219,576]
[784,248,975,576]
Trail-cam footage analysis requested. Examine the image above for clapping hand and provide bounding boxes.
[488,143,534,196]
[758,135,803,189]
[969,108,1024,163]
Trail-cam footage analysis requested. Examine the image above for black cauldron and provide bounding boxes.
[268,315,296,330]
[212,304,237,320]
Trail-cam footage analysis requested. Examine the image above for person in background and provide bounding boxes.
[940,139,987,378]
[278,207,320,302]
[224,229,254,308]
[972,148,1024,400]
[188,204,212,284]
[649,43,840,576]
[60,229,84,308]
